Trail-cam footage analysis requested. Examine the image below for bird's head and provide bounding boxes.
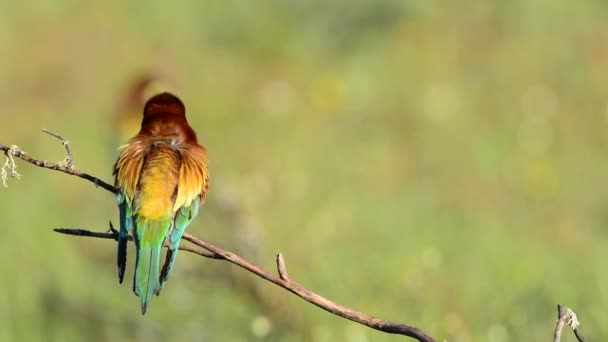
[143,92,186,119]
[139,92,197,143]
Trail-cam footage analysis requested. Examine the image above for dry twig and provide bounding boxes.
[554,304,586,342]
[1,131,438,342]
[42,129,75,171]
[0,129,116,193]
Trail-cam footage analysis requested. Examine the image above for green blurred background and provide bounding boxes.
[1,1,608,341]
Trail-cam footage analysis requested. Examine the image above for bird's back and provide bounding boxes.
[136,144,180,219]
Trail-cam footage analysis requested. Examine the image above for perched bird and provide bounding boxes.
[113,92,209,314]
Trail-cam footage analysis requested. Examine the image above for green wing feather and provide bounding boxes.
[160,197,201,288]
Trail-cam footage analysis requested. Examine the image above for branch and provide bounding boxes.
[2,131,438,342]
[554,304,586,342]
[0,129,117,193]
[54,223,222,260]
[54,227,436,341]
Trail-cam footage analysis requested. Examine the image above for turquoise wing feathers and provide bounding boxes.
[160,197,201,288]
[117,192,134,284]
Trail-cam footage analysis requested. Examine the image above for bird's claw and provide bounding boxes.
[108,221,119,240]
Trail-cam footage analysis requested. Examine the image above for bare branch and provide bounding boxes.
[574,328,586,342]
[0,140,117,194]
[42,128,75,171]
[54,225,222,259]
[54,227,438,342]
[554,304,586,342]
[554,305,567,342]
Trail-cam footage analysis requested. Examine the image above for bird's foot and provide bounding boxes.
[107,221,120,240]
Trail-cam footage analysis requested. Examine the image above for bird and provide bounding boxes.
[113,92,209,314]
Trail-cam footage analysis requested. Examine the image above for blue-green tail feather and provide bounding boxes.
[133,218,170,315]
[135,245,162,314]
[117,194,133,284]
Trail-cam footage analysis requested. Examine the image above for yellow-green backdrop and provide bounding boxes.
[1,1,608,341]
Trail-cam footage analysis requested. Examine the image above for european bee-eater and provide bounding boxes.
[113,92,209,314]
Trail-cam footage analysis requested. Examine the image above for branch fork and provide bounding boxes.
[553,304,586,342]
[42,129,75,171]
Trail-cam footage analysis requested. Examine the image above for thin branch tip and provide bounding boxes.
[107,221,118,235]
[43,128,74,171]
[42,128,64,140]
